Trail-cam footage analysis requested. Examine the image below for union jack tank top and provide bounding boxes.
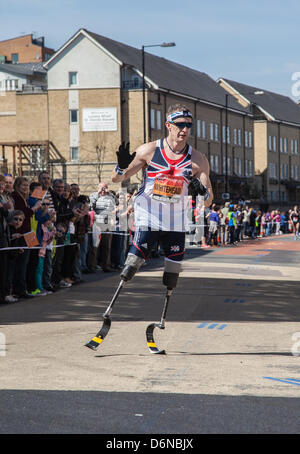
[134,139,193,232]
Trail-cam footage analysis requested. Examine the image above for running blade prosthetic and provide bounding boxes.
[85,316,111,350]
[146,323,166,354]
[85,280,124,351]
[145,289,172,354]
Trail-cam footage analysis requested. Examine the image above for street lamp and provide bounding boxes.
[142,42,176,143]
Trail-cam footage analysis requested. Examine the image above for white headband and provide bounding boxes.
[166,110,193,122]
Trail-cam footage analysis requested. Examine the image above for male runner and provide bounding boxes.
[112,103,213,290]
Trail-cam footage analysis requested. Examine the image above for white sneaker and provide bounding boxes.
[58,280,72,288]
[5,295,18,303]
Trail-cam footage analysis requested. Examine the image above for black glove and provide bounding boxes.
[188,177,208,197]
[116,142,136,169]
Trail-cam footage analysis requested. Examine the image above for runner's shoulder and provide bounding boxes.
[135,140,157,162]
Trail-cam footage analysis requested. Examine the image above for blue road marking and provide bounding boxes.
[263,377,300,387]
[208,323,219,329]
[217,324,227,330]
[197,323,208,328]
[197,323,227,330]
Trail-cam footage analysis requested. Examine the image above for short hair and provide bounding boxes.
[8,209,25,223]
[52,179,64,187]
[0,174,5,183]
[38,170,50,181]
[30,181,42,192]
[166,103,191,117]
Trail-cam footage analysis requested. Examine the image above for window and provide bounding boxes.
[273,136,277,152]
[238,129,242,146]
[197,120,201,138]
[156,110,162,130]
[248,131,253,148]
[151,109,156,129]
[215,124,219,142]
[69,72,78,86]
[210,123,214,141]
[268,135,273,151]
[11,53,18,64]
[5,79,18,90]
[292,165,299,180]
[70,147,79,161]
[210,154,214,171]
[269,162,277,178]
[69,109,78,124]
[202,120,206,139]
[284,137,287,153]
[295,140,299,155]
[233,128,237,145]
[222,126,226,144]
[245,131,248,148]
[291,139,294,155]
[234,157,242,176]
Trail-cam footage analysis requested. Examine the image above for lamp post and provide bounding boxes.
[142,42,175,143]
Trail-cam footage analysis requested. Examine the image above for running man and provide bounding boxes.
[112,103,213,289]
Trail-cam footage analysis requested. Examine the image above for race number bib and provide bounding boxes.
[152,175,184,203]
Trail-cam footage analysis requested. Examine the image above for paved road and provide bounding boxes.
[1,234,300,434]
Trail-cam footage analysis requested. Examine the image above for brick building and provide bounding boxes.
[0,28,263,203]
[0,34,54,64]
[218,78,300,207]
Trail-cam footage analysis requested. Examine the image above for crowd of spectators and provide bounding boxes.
[189,200,299,247]
[0,171,136,304]
[1,170,299,305]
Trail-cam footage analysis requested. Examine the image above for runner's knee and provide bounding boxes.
[120,253,145,282]
[163,258,182,290]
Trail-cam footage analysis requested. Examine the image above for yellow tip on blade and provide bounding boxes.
[147,342,157,348]
[92,337,103,344]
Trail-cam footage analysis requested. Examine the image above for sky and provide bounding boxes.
[1,0,300,101]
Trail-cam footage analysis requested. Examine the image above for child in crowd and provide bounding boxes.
[6,210,25,302]
[33,217,56,296]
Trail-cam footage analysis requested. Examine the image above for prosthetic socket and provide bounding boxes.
[120,253,181,291]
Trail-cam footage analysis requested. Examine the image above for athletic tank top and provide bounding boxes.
[134,139,192,232]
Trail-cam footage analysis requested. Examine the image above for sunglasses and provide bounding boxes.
[169,121,193,129]
[4,173,13,177]
[42,203,51,206]
[13,217,24,222]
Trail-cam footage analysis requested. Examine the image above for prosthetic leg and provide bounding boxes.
[85,254,145,350]
[146,258,181,354]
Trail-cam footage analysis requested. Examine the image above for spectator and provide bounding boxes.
[11,177,41,299]
[5,210,25,302]
[248,207,257,239]
[50,179,84,288]
[90,182,117,272]
[34,217,56,296]
[2,173,14,209]
[227,204,237,245]
[38,171,55,209]
[207,204,220,246]
[0,176,10,304]
[220,202,229,244]
[242,205,250,239]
